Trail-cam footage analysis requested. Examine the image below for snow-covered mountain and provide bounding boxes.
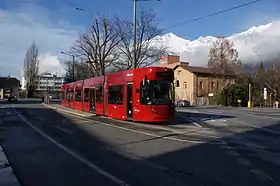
[153,20,280,67]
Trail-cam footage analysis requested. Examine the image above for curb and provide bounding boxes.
[0,145,21,186]
[42,103,94,118]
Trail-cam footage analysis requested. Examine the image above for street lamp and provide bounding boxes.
[61,52,76,82]
[132,0,161,69]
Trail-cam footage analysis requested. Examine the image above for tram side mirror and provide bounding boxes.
[136,89,140,93]
[142,75,148,86]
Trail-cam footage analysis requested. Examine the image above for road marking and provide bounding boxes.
[101,116,200,132]
[220,145,232,149]
[44,104,204,134]
[176,112,203,128]
[226,150,239,157]
[53,125,73,135]
[236,158,252,166]
[250,169,273,181]
[187,117,203,128]
[230,120,280,136]
[54,107,226,145]
[73,120,92,124]
[244,113,279,120]
[13,107,129,186]
[104,146,169,171]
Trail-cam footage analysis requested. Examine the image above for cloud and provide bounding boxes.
[230,21,280,62]
[38,53,66,76]
[177,20,280,66]
[0,3,80,79]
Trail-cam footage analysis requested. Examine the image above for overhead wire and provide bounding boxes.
[162,0,261,31]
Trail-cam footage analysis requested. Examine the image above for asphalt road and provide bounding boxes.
[1,101,280,186]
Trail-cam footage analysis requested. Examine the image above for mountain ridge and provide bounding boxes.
[153,20,280,67]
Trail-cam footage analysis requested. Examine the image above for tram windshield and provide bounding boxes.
[140,80,174,105]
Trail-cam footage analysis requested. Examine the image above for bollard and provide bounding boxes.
[248,101,251,108]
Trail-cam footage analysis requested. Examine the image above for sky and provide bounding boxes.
[0,0,280,79]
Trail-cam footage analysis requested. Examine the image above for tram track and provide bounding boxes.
[13,103,228,186]
[45,103,280,151]
[49,106,227,145]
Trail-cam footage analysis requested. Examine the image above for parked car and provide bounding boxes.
[176,100,190,107]
[7,95,18,102]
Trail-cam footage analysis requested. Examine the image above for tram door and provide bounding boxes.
[89,87,96,113]
[126,82,133,119]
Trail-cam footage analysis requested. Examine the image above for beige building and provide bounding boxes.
[160,55,234,105]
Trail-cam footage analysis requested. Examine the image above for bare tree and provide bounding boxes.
[64,61,73,83]
[208,37,242,88]
[265,61,280,100]
[24,42,39,97]
[64,59,92,82]
[113,9,168,70]
[72,16,120,76]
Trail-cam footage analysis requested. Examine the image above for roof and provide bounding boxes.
[0,77,20,88]
[174,65,216,75]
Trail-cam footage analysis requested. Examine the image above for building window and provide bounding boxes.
[108,85,123,105]
[183,82,187,89]
[177,70,181,76]
[211,82,214,90]
[84,88,89,102]
[199,81,203,90]
[96,84,102,104]
[176,80,180,87]
[217,82,220,89]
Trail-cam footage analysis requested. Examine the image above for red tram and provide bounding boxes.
[61,66,175,122]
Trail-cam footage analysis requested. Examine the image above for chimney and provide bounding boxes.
[160,55,180,68]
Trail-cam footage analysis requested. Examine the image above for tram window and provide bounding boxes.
[84,88,89,102]
[139,81,150,105]
[96,84,102,103]
[75,89,82,101]
[66,89,72,100]
[60,91,65,99]
[108,85,123,105]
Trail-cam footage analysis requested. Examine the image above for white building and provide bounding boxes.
[21,76,26,90]
[36,72,64,92]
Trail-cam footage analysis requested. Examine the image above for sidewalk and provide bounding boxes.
[43,103,95,118]
[0,145,20,186]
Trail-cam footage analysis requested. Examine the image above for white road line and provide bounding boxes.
[244,123,280,136]
[53,125,73,135]
[229,119,280,136]
[226,150,240,157]
[101,115,200,132]
[219,145,232,150]
[250,169,273,181]
[186,116,203,128]
[54,108,225,145]
[104,146,169,171]
[13,107,129,186]
[236,158,252,166]
[43,103,201,134]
